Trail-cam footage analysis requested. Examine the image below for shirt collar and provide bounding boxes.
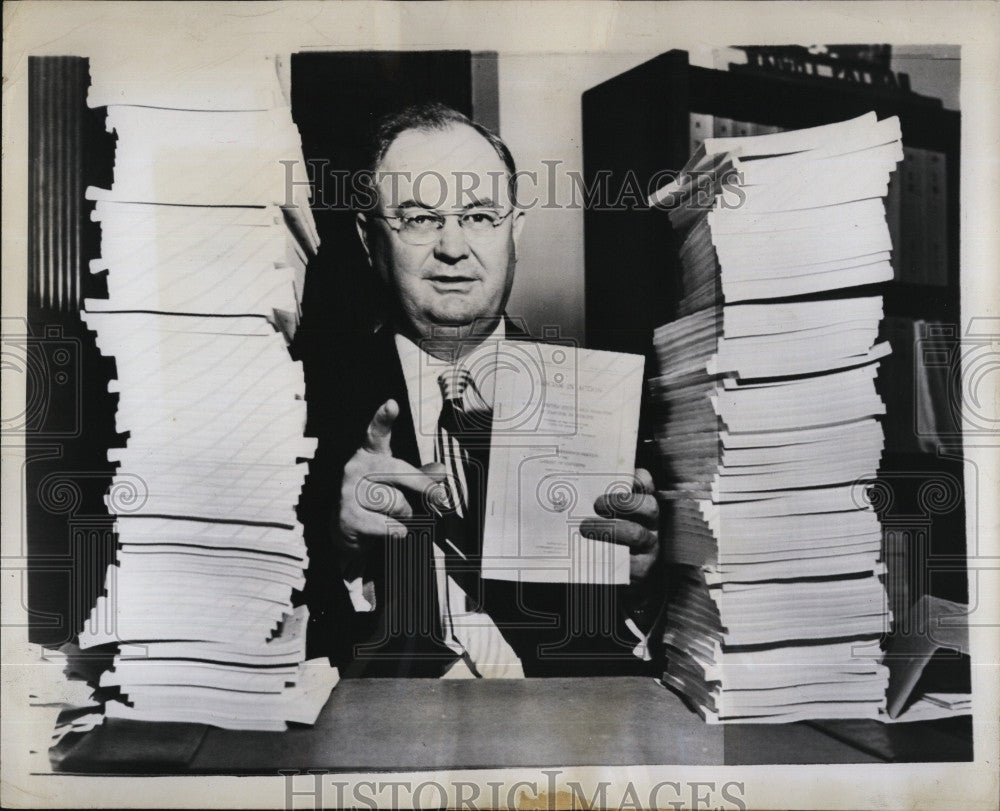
[395,321,505,462]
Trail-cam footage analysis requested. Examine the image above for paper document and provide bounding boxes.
[482,342,644,585]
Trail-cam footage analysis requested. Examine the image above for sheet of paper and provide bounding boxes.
[482,342,644,584]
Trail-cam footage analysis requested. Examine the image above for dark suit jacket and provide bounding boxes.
[297,317,654,677]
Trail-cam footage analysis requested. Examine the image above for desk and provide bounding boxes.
[51,678,971,774]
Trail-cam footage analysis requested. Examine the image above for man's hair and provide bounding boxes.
[362,102,517,210]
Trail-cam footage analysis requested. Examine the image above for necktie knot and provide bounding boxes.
[438,368,471,403]
[438,367,492,420]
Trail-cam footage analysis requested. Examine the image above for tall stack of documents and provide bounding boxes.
[75,56,338,731]
[648,113,900,722]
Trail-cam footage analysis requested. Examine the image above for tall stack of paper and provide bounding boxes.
[73,57,337,731]
[86,203,308,337]
[648,113,900,723]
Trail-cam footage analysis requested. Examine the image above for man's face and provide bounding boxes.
[359,124,524,341]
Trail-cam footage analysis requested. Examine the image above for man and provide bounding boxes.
[300,103,664,678]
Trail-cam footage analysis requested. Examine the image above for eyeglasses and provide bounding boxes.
[372,207,513,246]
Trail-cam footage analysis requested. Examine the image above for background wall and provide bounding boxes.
[499,53,659,343]
[892,45,960,111]
[499,46,961,345]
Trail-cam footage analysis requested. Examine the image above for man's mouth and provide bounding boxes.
[428,275,477,286]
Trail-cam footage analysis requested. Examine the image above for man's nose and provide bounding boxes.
[433,216,471,263]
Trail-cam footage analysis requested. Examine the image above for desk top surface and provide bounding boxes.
[196,677,732,772]
[54,677,970,774]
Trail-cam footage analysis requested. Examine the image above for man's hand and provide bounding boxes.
[580,468,660,583]
[336,399,447,554]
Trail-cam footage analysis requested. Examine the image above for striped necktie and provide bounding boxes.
[435,367,491,522]
[435,367,491,609]
[434,366,524,678]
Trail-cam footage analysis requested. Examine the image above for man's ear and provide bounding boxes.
[511,209,526,263]
[355,212,372,265]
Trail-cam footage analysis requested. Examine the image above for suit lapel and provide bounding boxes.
[364,327,422,468]
[348,327,457,676]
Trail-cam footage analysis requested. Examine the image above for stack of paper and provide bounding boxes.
[652,112,899,313]
[72,58,337,731]
[87,53,291,112]
[648,113,900,723]
[92,104,317,246]
[87,203,308,337]
[920,693,971,712]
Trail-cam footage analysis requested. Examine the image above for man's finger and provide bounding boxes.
[580,517,657,553]
[336,512,410,551]
[362,459,452,513]
[593,492,658,528]
[362,460,442,494]
[420,462,449,481]
[419,462,453,513]
[630,549,657,583]
[350,482,414,520]
[633,467,655,494]
[362,399,399,455]
[355,511,411,540]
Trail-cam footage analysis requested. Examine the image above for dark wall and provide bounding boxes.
[289,51,476,364]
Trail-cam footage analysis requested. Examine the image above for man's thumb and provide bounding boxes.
[363,399,398,455]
